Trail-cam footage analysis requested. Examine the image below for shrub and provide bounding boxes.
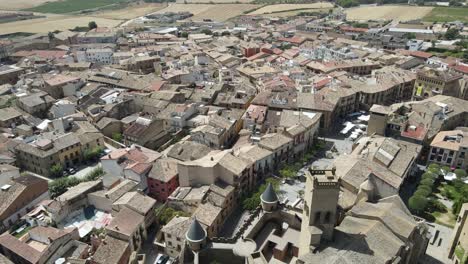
[428,163,440,170]
[427,198,447,213]
[417,184,432,194]
[50,164,63,178]
[414,189,431,197]
[454,169,467,179]
[88,21,97,30]
[420,178,435,187]
[409,195,428,214]
[422,172,436,181]
[112,132,123,143]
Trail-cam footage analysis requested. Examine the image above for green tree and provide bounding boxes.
[409,195,428,214]
[403,32,416,39]
[417,184,433,194]
[181,32,189,38]
[88,21,98,30]
[420,178,435,187]
[157,207,190,225]
[50,164,63,178]
[279,166,296,179]
[48,32,54,40]
[84,146,104,161]
[414,189,431,197]
[112,132,123,143]
[201,29,213,35]
[221,31,230,36]
[445,28,460,40]
[422,172,436,181]
[454,169,467,179]
[441,165,451,175]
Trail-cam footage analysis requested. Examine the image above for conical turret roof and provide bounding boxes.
[261,183,278,203]
[186,218,206,242]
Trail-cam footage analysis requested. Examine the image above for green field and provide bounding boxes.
[423,7,468,23]
[24,0,129,14]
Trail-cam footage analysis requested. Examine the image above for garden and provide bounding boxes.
[408,163,467,228]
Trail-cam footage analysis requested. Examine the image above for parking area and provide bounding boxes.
[68,161,102,179]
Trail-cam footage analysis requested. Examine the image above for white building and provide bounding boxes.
[85,48,114,64]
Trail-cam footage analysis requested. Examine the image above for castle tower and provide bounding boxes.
[261,183,279,212]
[186,218,207,252]
[299,169,340,256]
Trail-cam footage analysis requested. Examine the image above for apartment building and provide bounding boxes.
[429,129,468,170]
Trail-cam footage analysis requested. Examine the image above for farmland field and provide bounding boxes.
[0,0,63,10]
[153,3,259,21]
[259,8,331,17]
[247,2,333,15]
[0,15,122,35]
[93,3,167,19]
[175,0,253,3]
[345,5,433,21]
[423,7,468,23]
[24,0,129,14]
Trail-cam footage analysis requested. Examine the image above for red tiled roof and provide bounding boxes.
[150,81,166,91]
[278,36,306,44]
[451,64,468,74]
[314,77,332,89]
[409,50,433,59]
[401,125,427,141]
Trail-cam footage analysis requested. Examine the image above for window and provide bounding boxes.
[447,158,452,164]
[314,212,321,224]
[324,212,331,223]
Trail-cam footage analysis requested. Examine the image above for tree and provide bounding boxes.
[48,32,54,40]
[414,189,431,197]
[88,21,98,30]
[445,28,460,40]
[279,166,296,179]
[403,32,416,39]
[422,172,436,180]
[221,31,230,36]
[441,165,451,175]
[417,184,433,194]
[409,195,428,214]
[157,207,190,225]
[201,29,213,35]
[181,32,189,38]
[454,169,467,179]
[50,164,63,178]
[84,146,104,161]
[420,178,435,187]
[112,132,123,143]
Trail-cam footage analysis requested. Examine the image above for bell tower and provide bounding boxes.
[299,168,340,256]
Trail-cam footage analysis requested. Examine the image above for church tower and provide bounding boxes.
[299,168,340,256]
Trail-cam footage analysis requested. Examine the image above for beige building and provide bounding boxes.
[448,203,468,264]
[413,68,462,101]
[158,216,191,258]
[429,129,468,170]
[178,150,254,194]
[335,135,421,209]
[368,95,468,145]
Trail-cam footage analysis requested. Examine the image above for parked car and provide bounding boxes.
[156,254,170,264]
